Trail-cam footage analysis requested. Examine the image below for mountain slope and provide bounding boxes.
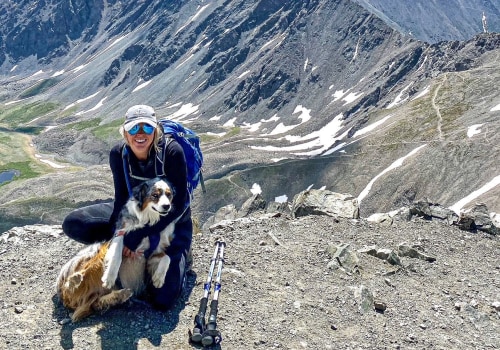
[353,0,500,43]
[0,0,499,231]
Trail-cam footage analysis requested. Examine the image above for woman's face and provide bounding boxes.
[125,123,156,160]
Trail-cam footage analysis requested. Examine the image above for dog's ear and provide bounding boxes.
[132,181,150,208]
[162,178,175,197]
[168,180,176,197]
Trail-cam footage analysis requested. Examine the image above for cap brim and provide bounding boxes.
[123,118,157,131]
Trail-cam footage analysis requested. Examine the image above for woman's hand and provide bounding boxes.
[115,230,142,258]
[123,246,144,258]
[123,227,149,252]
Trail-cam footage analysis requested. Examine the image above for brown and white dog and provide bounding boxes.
[56,178,179,321]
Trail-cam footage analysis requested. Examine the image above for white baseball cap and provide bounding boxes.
[123,105,157,131]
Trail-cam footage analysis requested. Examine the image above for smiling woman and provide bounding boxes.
[62,104,194,312]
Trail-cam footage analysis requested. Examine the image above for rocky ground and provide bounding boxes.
[0,212,499,350]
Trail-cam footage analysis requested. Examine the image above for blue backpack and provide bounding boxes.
[156,119,205,197]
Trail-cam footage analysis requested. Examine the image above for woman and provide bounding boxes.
[62,104,192,310]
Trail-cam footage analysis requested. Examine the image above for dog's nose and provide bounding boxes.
[162,204,171,211]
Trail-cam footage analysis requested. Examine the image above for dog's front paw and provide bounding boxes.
[101,275,116,289]
[151,270,166,289]
[148,255,170,289]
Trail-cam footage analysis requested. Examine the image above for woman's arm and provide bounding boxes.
[109,143,130,230]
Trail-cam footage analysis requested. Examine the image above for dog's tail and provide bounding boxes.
[56,243,103,295]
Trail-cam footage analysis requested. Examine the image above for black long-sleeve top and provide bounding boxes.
[108,135,190,250]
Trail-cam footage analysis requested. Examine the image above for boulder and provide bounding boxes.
[410,200,459,225]
[238,193,266,218]
[266,201,291,215]
[457,203,499,235]
[202,204,238,231]
[326,243,360,273]
[366,213,393,226]
[291,189,359,219]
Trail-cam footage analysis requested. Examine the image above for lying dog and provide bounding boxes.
[56,177,178,321]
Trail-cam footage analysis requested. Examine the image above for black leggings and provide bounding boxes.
[62,202,115,244]
[62,202,192,310]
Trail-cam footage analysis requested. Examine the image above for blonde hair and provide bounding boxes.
[152,125,163,152]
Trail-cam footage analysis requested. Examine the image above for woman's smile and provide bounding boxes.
[126,124,155,160]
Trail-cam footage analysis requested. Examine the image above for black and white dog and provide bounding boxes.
[57,178,179,321]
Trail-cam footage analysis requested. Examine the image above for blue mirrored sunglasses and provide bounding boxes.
[127,123,155,135]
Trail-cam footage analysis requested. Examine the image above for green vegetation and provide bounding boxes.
[59,105,78,119]
[92,118,122,141]
[0,130,61,186]
[0,102,59,129]
[0,161,42,180]
[65,118,102,131]
[19,78,61,98]
[440,103,469,127]
[199,126,241,143]
[368,93,434,149]
[0,132,30,165]
[200,134,220,143]
[377,74,474,147]
[60,117,122,142]
[0,101,83,187]
[226,126,241,138]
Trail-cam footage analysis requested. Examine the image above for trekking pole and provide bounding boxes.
[190,242,221,343]
[201,241,225,347]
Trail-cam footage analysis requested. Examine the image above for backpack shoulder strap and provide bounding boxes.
[121,143,133,198]
[155,135,174,178]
